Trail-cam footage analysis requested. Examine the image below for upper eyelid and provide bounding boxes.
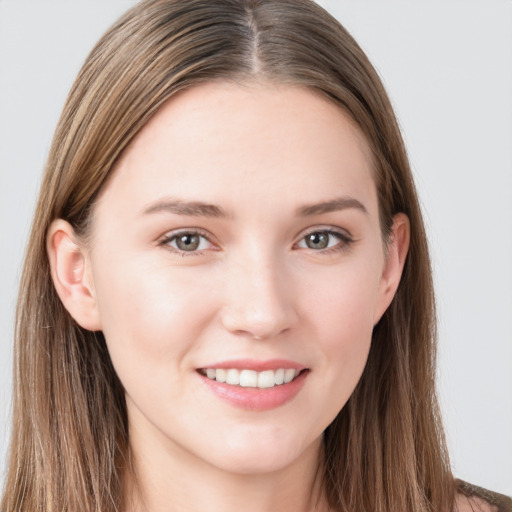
[158,225,353,250]
[158,228,218,251]
[160,227,213,242]
[294,230,351,249]
[296,225,353,241]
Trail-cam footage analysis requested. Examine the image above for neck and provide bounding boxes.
[124,424,329,512]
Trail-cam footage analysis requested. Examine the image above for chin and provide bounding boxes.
[202,431,319,476]
[211,453,296,476]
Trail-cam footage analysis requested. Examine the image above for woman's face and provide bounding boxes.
[81,82,403,475]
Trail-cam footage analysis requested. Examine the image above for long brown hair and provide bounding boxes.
[2,1,455,511]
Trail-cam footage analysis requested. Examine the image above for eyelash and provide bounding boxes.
[159,227,354,256]
[159,228,214,257]
[296,228,354,255]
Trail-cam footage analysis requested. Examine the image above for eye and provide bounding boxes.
[161,230,213,254]
[296,229,352,252]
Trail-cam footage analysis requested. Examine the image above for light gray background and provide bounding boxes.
[1,0,511,496]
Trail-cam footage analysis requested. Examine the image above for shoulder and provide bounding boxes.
[455,480,512,512]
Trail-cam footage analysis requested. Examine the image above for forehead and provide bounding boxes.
[97,81,377,221]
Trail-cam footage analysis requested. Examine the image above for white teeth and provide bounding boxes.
[284,368,296,384]
[215,369,227,383]
[226,369,240,385]
[203,368,301,388]
[239,370,258,387]
[258,370,275,388]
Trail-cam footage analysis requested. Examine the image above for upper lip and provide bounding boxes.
[197,359,308,372]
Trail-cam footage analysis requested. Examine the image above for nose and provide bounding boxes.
[220,251,299,340]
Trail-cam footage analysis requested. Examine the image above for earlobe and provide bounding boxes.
[374,213,410,324]
[47,219,102,331]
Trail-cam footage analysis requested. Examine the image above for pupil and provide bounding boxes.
[177,234,199,251]
[307,232,328,249]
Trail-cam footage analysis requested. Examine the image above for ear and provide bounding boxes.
[46,219,102,331]
[373,213,410,324]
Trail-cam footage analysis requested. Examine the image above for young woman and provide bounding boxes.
[1,1,510,511]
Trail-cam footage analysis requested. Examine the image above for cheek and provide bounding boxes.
[301,259,381,341]
[313,278,375,377]
[92,255,218,374]
[297,260,381,408]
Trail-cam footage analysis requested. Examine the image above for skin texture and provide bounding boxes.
[47,82,410,512]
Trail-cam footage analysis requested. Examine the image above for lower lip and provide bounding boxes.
[198,370,309,411]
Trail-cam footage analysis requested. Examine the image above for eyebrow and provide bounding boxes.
[296,196,368,216]
[141,195,367,219]
[142,199,229,218]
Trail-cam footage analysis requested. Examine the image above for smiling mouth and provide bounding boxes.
[198,368,306,389]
